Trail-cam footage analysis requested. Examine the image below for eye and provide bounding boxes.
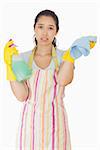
[38,25,43,29]
[49,27,53,30]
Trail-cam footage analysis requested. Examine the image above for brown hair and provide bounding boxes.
[34,9,59,47]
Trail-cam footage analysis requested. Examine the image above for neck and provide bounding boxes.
[35,44,52,55]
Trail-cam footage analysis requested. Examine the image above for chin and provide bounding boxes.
[39,41,51,46]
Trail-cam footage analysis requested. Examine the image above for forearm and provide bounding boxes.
[10,80,29,102]
[57,61,74,86]
[57,85,65,99]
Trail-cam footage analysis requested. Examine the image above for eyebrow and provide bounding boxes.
[37,24,55,27]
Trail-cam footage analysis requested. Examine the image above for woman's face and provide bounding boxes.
[34,16,57,46]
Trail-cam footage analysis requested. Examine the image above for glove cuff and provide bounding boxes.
[62,48,75,63]
[6,65,16,81]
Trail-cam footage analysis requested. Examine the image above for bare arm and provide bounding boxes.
[10,80,29,102]
[56,61,74,98]
[57,61,74,86]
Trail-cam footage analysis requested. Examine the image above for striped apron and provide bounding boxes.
[16,46,71,150]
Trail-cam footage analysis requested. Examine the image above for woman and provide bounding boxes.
[4,9,74,150]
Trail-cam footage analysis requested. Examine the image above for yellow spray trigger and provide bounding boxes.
[89,41,96,49]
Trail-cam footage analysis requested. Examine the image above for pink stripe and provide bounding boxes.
[52,102,55,150]
[24,81,30,101]
[62,99,67,150]
[64,116,67,149]
[20,103,27,150]
[26,80,32,100]
[64,113,67,150]
[32,70,40,150]
[30,71,38,149]
[19,80,31,149]
[52,70,57,150]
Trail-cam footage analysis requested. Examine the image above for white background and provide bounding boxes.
[0,0,100,150]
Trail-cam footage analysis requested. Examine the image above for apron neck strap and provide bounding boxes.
[28,45,59,72]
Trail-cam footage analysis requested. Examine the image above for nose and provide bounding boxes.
[42,28,48,36]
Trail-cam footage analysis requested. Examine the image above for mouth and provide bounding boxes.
[40,37,48,42]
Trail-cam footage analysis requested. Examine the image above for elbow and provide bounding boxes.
[64,75,73,86]
[17,96,28,102]
[15,93,28,102]
[67,76,73,85]
[62,71,74,86]
[10,81,29,102]
[57,76,73,87]
[68,72,74,84]
[67,70,74,85]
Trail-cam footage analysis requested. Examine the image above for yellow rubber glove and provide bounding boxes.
[62,48,75,63]
[62,36,97,62]
[4,39,19,80]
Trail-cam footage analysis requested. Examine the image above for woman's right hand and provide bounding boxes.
[4,39,19,80]
[4,39,19,65]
